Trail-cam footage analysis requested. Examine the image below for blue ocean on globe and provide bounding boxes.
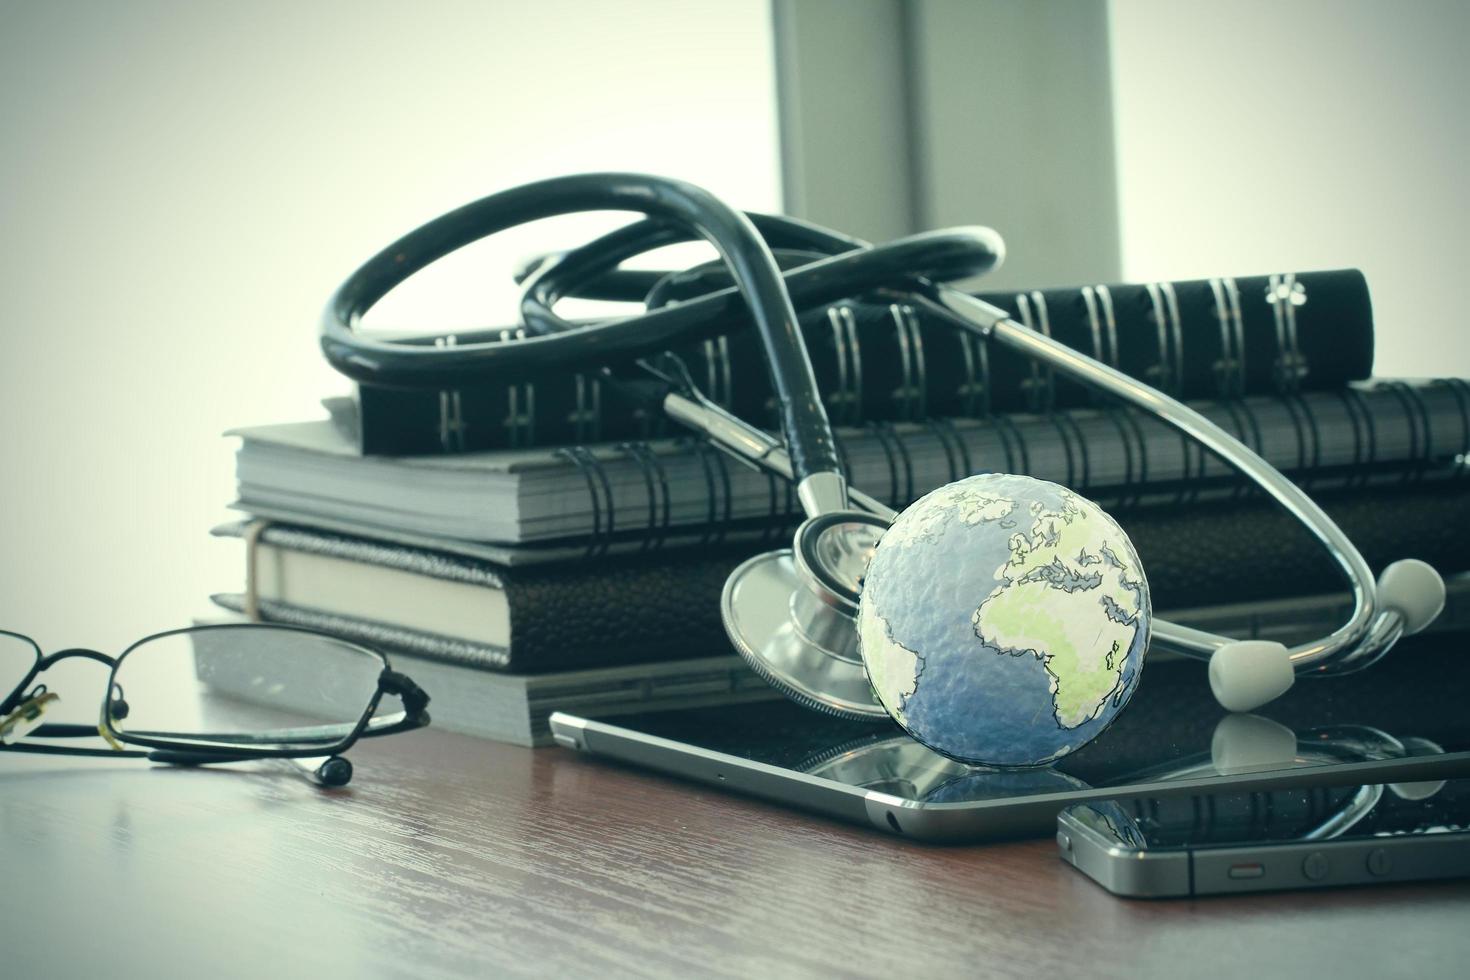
[857,473,1151,767]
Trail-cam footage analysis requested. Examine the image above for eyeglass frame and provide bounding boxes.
[0,623,430,768]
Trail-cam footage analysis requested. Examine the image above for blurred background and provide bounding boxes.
[2,0,1467,656]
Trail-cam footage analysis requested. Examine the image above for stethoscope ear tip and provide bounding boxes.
[1377,559,1446,635]
[1208,640,1295,713]
[1210,712,1297,774]
[1387,735,1448,801]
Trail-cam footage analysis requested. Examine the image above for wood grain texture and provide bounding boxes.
[2,730,1467,979]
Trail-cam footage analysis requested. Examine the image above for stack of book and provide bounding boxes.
[212,269,1470,745]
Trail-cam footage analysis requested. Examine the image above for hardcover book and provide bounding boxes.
[234,379,1470,547]
[213,482,1470,672]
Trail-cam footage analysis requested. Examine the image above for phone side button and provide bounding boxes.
[1227,862,1265,880]
[1302,851,1330,881]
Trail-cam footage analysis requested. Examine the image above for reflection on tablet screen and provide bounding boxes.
[589,633,1468,804]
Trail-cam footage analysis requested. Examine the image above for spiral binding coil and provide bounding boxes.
[1144,281,1185,398]
[690,440,735,548]
[1432,378,1470,483]
[700,334,734,409]
[923,417,971,483]
[1216,399,1260,503]
[888,304,928,421]
[570,373,603,444]
[1081,284,1121,376]
[826,305,863,425]
[1098,406,1140,511]
[524,383,1459,549]
[1208,277,1246,398]
[554,446,615,559]
[1015,290,1057,413]
[955,327,991,417]
[618,441,673,553]
[1268,273,1310,392]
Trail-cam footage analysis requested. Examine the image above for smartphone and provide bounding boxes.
[1057,777,1470,897]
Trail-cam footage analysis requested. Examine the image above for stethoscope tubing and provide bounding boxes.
[319,173,1403,680]
[915,287,1392,672]
[321,172,844,484]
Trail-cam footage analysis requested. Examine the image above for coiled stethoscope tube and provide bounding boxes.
[321,173,1445,736]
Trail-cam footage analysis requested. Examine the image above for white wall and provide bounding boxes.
[1109,0,1470,378]
[0,0,780,658]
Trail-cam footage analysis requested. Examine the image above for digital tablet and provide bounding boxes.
[549,634,1470,843]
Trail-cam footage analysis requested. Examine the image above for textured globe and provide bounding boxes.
[857,473,1151,767]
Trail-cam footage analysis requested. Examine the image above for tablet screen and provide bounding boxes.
[583,632,1470,805]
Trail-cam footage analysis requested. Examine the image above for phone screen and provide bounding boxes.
[1069,778,1470,852]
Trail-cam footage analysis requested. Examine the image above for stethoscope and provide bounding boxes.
[320,173,1445,766]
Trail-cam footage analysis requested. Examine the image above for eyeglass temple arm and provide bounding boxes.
[141,748,355,786]
[359,669,431,738]
[0,737,346,786]
[0,741,149,759]
[1,721,360,785]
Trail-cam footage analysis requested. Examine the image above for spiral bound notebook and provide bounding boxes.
[236,378,1470,547]
[348,268,1374,454]
[213,481,1470,671]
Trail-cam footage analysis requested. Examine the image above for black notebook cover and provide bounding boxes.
[216,482,1470,673]
[349,269,1374,454]
[212,521,751,672]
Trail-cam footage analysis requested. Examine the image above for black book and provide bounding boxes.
[212,482,1470,674]
[347,268,1374,454]
[198,583,1470,747]
[210,521,748,672]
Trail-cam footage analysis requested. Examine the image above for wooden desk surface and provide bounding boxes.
[2,728,1467,979]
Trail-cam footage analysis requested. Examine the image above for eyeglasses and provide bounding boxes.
[0,623,429,786]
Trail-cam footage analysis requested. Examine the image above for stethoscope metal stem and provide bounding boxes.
[663,391,893,517]
[665,283,1405,675]
[922,287,1396,671]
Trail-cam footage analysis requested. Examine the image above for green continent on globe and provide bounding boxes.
[971,491,1143,729]
[860,605,919,723]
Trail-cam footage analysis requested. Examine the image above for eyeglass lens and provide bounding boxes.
[0,632,40,703]
[111,626,386,749]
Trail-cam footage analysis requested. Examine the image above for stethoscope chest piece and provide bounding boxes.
[856,473,1152,767]
[721,513,890,721]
